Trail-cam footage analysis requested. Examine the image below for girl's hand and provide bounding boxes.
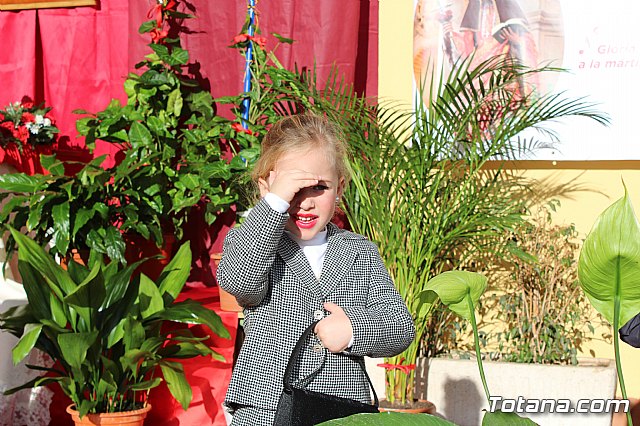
[314,302,353,353]
[259,170,321,203]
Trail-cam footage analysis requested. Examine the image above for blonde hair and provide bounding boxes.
[251,113,351,186]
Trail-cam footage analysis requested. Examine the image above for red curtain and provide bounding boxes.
[1,0,377,167]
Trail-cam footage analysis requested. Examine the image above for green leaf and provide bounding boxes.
[317,412,457,425]
[159,361,192,411]
[64,261,106,310]
[138,274,164,319]
[170,47,189,65]
[155,301,230,339]
[39,155,64,176]
[17,262,53,320]
[12,323,43,365]
[272,32,295,45]
[167,88,183,117]
[10,228,76,295]
[138,19,157,34]
[49,292,67,328]
[578,187,640,327]
[51,201,70,255]
[128,377,162,391]
[482,410,538,425]
[0,173,41,192]
[157,243,191,300]
[129,121,153,147]
[123,317,145,351]
[422,271,487,320]
[57,331,99,369]
[72,208,96,237]
[103,227,126,264]
[146,115,166,136]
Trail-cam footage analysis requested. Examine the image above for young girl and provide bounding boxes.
[217,113,415,425]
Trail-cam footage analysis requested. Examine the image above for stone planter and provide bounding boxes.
[367,357,618,426]
[425,357,617,426]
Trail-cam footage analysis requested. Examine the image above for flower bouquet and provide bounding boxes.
[0,98,59,173]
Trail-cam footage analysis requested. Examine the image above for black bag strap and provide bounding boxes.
[282,320,379,407]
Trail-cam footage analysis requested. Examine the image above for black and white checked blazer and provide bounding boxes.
[217,198,416,413]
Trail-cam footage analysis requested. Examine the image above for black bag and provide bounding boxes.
[273,321,379,426]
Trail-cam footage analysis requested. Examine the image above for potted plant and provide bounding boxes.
[0,153,177,268]
[0,228,230,424]
[74,4,255,253]
[340,54,608,409]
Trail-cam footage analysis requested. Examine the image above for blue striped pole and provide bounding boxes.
[241,0,256,129]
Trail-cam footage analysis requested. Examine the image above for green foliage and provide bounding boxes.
[75,16,253,240]
[318,412,457,425]
[423,271,536,425]
[484,205,600,365]
[342,54,608,404]
[577,183,640,426]
[0,155,129,263]
[0,229,229,417]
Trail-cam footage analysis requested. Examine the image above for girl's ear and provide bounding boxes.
[258,177,269,197]
[336,177,345,199]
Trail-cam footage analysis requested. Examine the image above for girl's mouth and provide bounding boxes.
[293,214,318,229]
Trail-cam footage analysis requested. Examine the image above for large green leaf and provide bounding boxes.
[123,317,145,352]
[128,121,153,147]
[138,274,164,318]
[10,227,75,295]
[57,331,98,369]
[318,412,457,425]
[16,262,52,320]
[51,201,71,254]
[64,262,106,310]
[578,188,640,327]
[421,271,487,320]
[0,173,42,192]
[482,410,538,425]
[12,323,43,365]
[157,242,191,300]
[155,300,230,339]
[159,361,192,411]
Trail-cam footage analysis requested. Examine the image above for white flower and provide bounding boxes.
[25,122,40,134]
[35,114,44,125]
[43,118,51,127]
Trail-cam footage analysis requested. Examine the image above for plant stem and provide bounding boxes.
[468,296,491,404]
[613,288,632,426]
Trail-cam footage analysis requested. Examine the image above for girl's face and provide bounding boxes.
[275,146,344,240]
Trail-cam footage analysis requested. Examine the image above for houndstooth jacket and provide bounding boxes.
[217,198,415,413]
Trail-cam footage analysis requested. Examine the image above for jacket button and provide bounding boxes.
[313,344,323,353]
[313,310,324,320]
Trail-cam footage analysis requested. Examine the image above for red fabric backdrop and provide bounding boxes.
[0,1,377,425]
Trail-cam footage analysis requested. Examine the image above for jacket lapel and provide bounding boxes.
[277,224,364,299]
[277,233,325,300]
[319,224,361,296]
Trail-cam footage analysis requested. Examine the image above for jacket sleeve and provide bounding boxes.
[342,242,416,358]
[216,198,288,307]
[620,312,640,348]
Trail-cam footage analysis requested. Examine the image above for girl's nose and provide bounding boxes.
[294,189,315,210]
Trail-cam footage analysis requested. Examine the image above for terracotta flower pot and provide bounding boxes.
[124,232,176,281]
[211,253,243,312]
[379,399,436,414]
[66,404,151,426]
